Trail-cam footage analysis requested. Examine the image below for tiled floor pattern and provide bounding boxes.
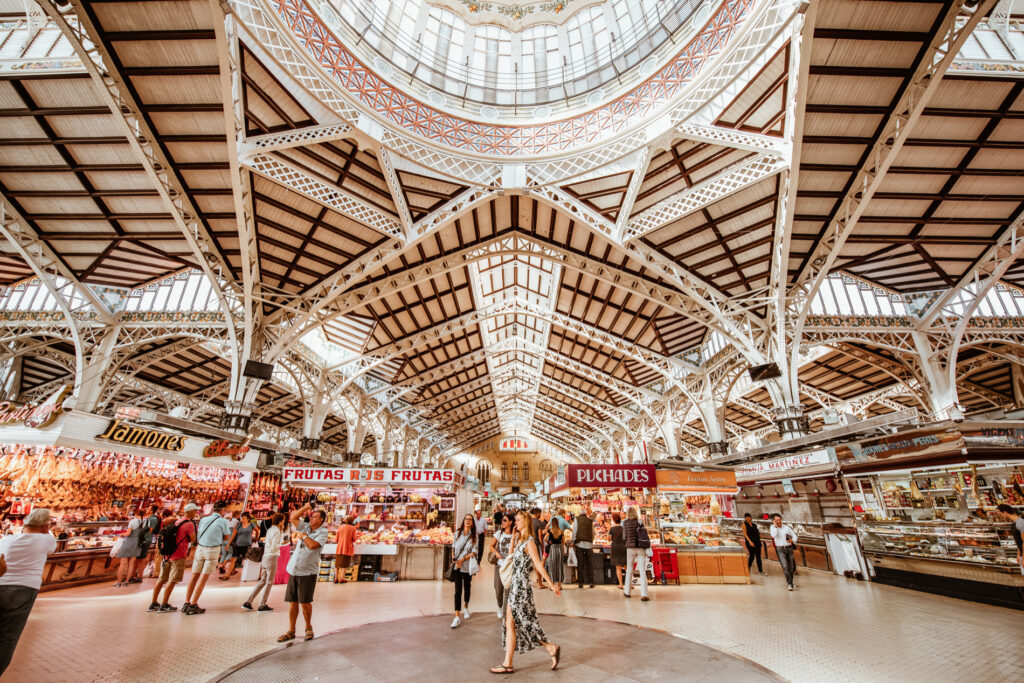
[7,563,1024,682]
[217,614,782,682]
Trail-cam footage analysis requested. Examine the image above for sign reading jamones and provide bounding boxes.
[566,464,655,488]
[283,467,465,487]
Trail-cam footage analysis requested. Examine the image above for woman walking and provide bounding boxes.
[490,510,561,675]
[490,513,514,616]
[333,515,357,583]
[243,512,285,612]
[113,509,144,587]
[220,512,259,581]
[450,514,478,629]
[609,512,626,588]
[544,519,565,591]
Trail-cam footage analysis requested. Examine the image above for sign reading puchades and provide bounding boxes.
[565,464,656,488]
[499,437,532,451]
[0,386,70,429]
[282,467,466,487]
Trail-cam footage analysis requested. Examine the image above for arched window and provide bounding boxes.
[512,462,520,481]
[540,461,555,480]
[501,462,508,481]
[476,461,491,483]
[522,461,530,480]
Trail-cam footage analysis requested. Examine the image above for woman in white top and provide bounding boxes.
[243,513,285,612]
[450,514,478,628]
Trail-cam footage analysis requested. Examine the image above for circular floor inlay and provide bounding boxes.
[214,614,783,682]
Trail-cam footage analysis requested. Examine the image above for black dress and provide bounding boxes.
[609,525,626,566]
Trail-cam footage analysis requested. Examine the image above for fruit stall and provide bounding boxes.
[281,466,469,580]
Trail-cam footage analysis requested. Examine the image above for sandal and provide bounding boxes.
[218,576,230,581]
[304,628,314,641]
[550,645,561,670]
[489,666,515,674]
[277,631,295,642]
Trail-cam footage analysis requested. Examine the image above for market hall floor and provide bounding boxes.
[6,562,1022,683]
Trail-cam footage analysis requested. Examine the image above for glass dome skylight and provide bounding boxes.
[325,0,707,112]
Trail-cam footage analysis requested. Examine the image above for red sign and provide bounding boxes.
[203,439,251,461]
[566,464,656,488]
[499,438,532,451]
[0,386,70,429]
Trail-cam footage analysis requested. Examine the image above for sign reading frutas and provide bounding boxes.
[282,467,465,486]
[97,419,186,452]
[565,464,655,488]
[203,437,251,462]
[0,386,70,429]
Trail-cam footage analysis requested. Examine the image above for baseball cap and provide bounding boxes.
[184,503,200,512]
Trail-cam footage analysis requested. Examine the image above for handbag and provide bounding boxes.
[498,555,515,586]
[246,545,264,562]
[444,562,456,582]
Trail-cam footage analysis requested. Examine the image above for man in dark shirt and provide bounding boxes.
[743,513,763,576]
[492,504,504,532]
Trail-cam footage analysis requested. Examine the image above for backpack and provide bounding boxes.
[158,519,185,556]
[637,524,652,550]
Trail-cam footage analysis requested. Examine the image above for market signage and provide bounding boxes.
[656,469,737,492]
[0,386,70,429]
[499,437,532,451]
[735,449,834,479]
[96,419,186,452]
[203,437,251,461]
[857,427,964,461]
[282,467,466,486]
[565,464,655,488]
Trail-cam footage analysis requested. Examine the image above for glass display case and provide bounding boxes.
[58,521,131,552]
[657,493,741,550]
[857,520,1019,568]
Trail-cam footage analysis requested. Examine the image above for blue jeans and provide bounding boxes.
[777,546,796,587]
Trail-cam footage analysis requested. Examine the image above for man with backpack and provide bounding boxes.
[147,504,198,613]
[183,501,231,615]
[622,507,651,601]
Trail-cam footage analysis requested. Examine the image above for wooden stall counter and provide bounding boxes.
[674,547,750,584]
[40,547,157,592]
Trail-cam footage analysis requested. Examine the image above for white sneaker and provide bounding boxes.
[462,607,471,619]
[450,616,461,628]
[497,608,503,618]
[787,585,794,591]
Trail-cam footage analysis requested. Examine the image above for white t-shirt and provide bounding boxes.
[0,532,58,590]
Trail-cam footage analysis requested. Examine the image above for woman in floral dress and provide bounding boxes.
[491,510,562,674]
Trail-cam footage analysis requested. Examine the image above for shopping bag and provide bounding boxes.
[467,556,480,576]
[567,547,578,567]
[109,537,124,557]
[141,561,156,578]
[241,558,262,582]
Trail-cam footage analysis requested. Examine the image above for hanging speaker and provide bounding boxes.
[243,360,275,381]
[747,362,782,382]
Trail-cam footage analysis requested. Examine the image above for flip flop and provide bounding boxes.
[489,666,515,674]
[551,645,561,670]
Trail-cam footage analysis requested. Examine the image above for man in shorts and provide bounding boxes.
[278,502,329,642]
[183,502,230,615]
[147,504,198,613]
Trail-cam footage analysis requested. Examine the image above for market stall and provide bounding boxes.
[838,422,1024,609]
[546,464,658,585]
[728,448,857,574]
[0,394,258,591]
[654,465,748,584]
[281,466,466,581]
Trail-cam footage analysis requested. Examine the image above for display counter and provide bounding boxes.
[857,520,1024,609]
[653,488,749,584]
[322,541,450,581]
[719,517,833,572]
[41,545,157,592]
